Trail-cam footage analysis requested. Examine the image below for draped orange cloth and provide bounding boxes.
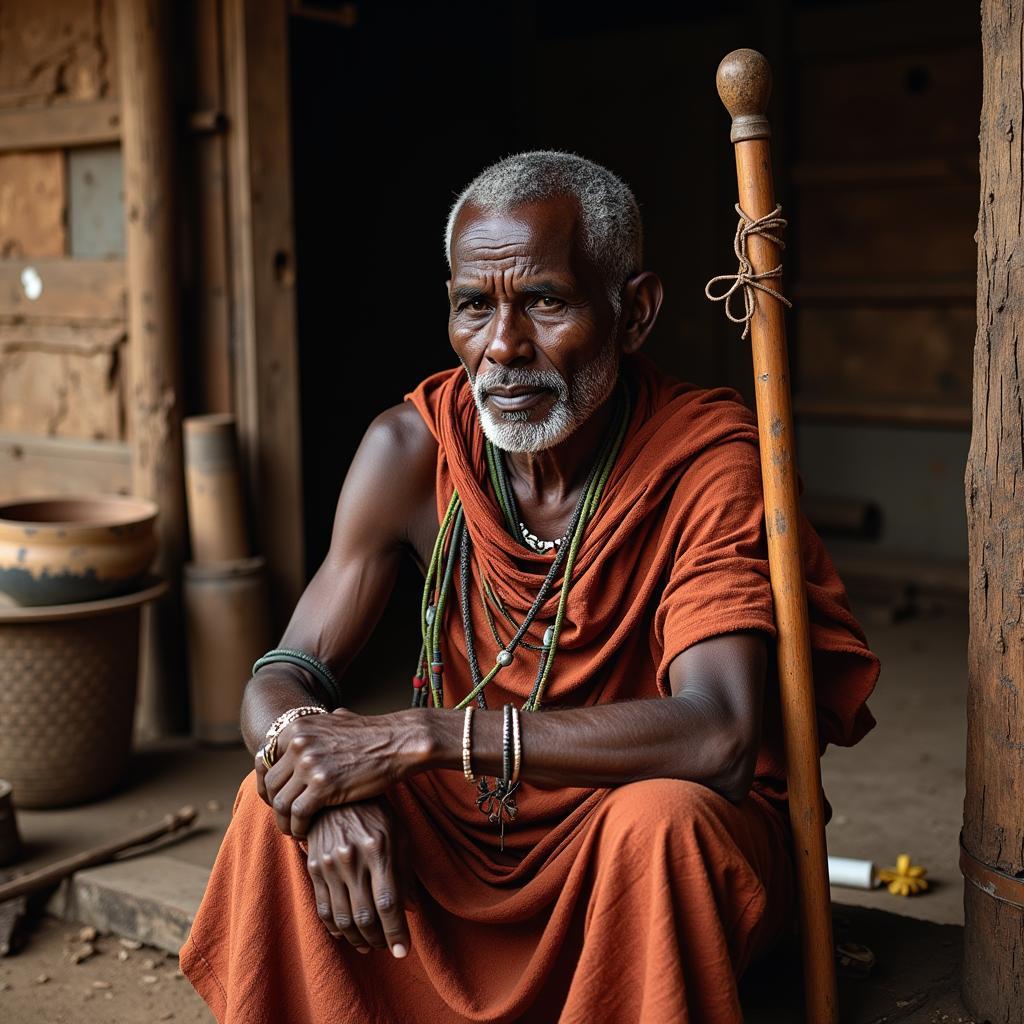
[182,355,879,1023]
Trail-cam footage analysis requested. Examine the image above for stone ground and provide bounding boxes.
[0,601,980,1022]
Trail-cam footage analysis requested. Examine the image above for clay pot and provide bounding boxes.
[184,557,272,745]
[0,496,158,607]
[0,579,167,808]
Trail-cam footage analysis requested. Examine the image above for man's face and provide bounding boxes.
[447,196,621,453]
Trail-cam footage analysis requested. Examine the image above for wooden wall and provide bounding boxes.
[0,0,304,734]
[0,0,131,500]
[790,1,980,429]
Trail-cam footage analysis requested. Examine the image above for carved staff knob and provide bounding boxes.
[716,48,773,143]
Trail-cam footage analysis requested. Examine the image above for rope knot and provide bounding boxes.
[705,203,793,339]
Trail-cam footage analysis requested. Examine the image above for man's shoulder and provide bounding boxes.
[630,354,755,434]
[365,402,438,472]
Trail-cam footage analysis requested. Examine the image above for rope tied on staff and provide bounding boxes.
[705,203,793,338]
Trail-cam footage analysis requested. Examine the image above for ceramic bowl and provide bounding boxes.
[0,495,159,606]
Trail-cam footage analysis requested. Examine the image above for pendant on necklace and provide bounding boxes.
[518,521,560,554]
[476,778,519,850]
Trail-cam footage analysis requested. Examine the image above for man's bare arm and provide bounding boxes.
[422,632,766,801]
[265,630,767,840]
[240,401,437,755]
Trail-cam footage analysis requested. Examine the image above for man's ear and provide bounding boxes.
[618,272,664,354]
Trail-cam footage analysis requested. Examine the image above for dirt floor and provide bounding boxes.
[0,601,977,1023]
[0,916,210,1023]
[822,606,968,926]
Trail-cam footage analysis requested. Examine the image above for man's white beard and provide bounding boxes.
[470,337,620,453]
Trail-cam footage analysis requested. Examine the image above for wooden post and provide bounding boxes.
[962,4,1024,1020]
[223,0,305,627]
[116,0,188,737]
[715,50,838,1024]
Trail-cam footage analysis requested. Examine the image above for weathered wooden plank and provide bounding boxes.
[187,0,233,413]
[0,321,124,353]
[962,4,1024,1020]
[792,154,977,187]
[0,347,124,440]
[793,279,976,304]
[795,0,979,56]
[0,259,126,321]
[0,101,121,152]
[0,152,66,258]
[0,432,131,500]
[0,0,119,105]
[796,306,974,411]
[795,398,971,430]
[797,182,978,282]
[224,0,305,625]
[116,0,187,738]
[798,46,981,161]
[0,323,126,440]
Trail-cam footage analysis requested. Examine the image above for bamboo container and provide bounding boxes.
[183,414,251,564]
[184,557,272,744]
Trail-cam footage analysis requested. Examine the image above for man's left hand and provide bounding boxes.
[258,708,417,838]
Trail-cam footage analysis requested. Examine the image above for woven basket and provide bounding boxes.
[0,580,166,808]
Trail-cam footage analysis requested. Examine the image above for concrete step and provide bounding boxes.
[48,855,209,955]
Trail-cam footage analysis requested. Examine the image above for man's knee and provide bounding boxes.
[597,778,728,844]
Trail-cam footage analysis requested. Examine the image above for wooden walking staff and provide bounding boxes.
[710,49,838,1022]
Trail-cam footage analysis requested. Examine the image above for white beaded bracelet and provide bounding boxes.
[261,705,327,769]
[462,705,477,783]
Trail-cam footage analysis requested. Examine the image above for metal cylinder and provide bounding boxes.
[184,557,271,745]
[183,414,251,564]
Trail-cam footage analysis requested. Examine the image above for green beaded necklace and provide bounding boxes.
[410,385,630,826]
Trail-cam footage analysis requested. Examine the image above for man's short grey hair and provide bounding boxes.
[444,151,643,314]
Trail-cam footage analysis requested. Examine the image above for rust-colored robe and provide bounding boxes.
[182,355,879,1023]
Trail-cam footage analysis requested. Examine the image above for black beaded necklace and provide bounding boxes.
[411,385,631,831]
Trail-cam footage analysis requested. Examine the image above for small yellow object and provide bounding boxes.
[877,854,929,896]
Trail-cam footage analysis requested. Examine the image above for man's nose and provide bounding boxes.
[484,306,534,366]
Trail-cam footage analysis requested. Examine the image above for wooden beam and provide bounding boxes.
[963,5,1024,1019]
[0,101,121,152]
[188,0,233,415]
[116,0,188,738]
[224,0,305,626]
[0,260,126,321]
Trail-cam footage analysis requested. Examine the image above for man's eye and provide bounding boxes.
[459,299,488,312]
[538,296,562,308]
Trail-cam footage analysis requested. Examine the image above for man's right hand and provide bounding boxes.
[305,799,412,959]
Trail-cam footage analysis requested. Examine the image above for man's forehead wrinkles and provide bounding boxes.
[454,263,572,294]
[457,230,531,253]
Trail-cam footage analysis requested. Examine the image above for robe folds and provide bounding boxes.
[182,354,880,1024]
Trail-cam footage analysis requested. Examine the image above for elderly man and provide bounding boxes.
[182,151,878,1023]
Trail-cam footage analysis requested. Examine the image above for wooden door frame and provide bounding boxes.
[223,0,305,626]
